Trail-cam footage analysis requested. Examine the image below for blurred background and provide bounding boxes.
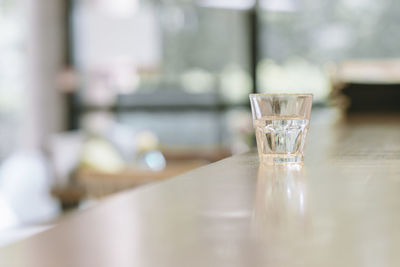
[1,0,399,244]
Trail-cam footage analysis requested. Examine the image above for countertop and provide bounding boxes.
[2,109,400,266]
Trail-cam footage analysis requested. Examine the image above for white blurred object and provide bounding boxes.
[339,0,385,15]
[160,5,186,33]
[0,150,59,225]
[220,64,252,103]
[0,196,18,231]
[197,0,255,10]
[181,68,215,94]
[226,109,252,154]
[96,0,139,18]
[81,111,115,136]
[111,64,140,94]
[259,0,299,12]
[49,132,84,187]
[108,124,138,162]
[74,1,161,70]
[312,23,355,51]
[83,73,117,106]
[258,58,330,101]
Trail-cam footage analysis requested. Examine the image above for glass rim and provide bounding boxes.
[249,93,313,97]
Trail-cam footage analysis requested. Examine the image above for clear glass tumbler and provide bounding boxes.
[249,94,313,164]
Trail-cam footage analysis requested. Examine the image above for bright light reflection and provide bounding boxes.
[197,0,255,10]
[260,0,298,12]
[97,0,139,17]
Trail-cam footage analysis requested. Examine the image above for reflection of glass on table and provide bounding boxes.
[252,164,309,239]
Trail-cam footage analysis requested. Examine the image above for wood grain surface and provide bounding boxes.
[2,108,400,267]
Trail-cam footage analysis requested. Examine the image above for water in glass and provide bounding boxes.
[254,116,309,163]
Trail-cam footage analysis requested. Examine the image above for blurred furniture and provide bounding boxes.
[75,146,231,198]
[333,59,400,113]
[3,109,400,266]
[76,159,207,198]
[49,130,231,206]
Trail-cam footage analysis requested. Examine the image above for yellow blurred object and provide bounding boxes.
[136,131,159,153]
[80,138,125,173]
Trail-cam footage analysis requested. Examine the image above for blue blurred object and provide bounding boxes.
[140,150,166,171]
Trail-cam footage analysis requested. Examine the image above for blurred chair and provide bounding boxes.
[332,60,400,113]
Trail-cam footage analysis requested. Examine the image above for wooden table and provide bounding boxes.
[2,109,400,266]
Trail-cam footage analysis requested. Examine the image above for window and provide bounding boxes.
[0,0,25,159]
[71,0,253,154]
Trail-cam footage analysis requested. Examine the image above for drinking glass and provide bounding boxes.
[249,94,313,164]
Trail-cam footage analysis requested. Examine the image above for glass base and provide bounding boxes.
[259,153,303,165]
